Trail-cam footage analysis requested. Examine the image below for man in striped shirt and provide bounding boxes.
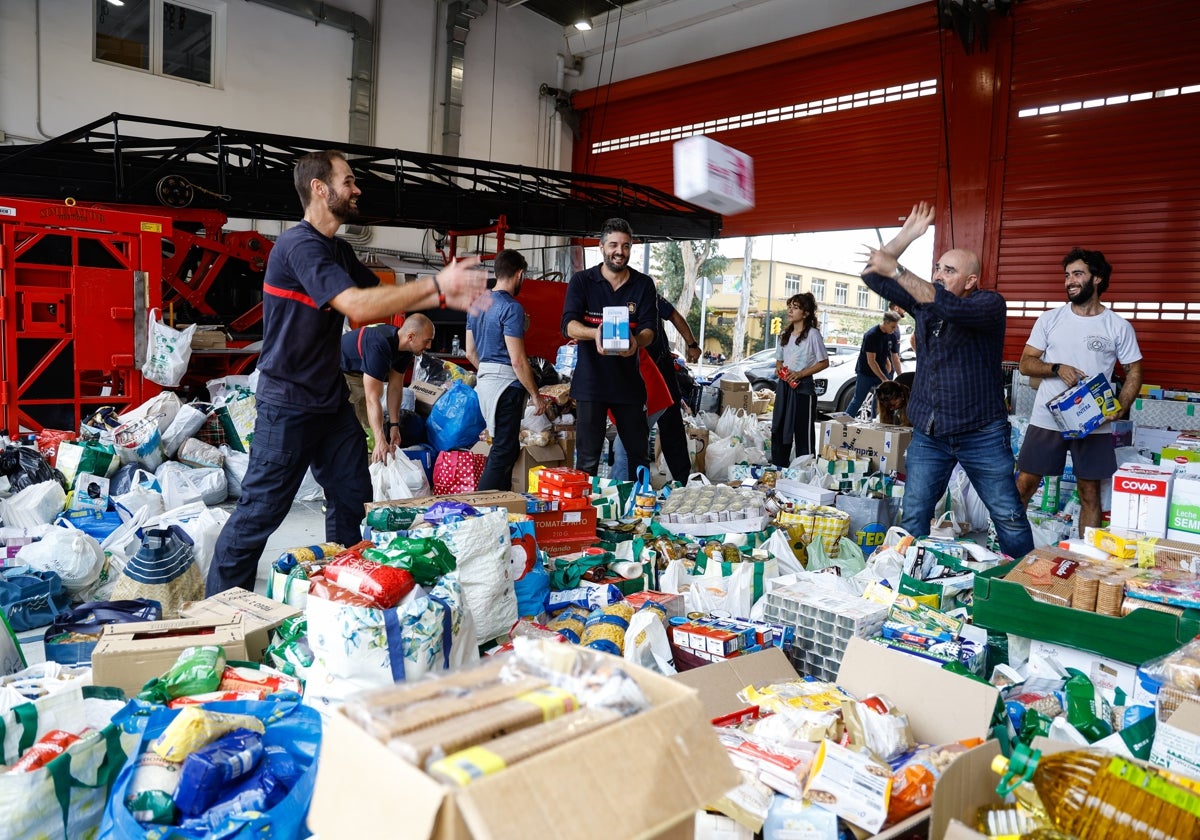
[860,202,1033,560]
[206,150,485,596]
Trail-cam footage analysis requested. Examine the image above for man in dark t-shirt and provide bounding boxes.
[561,219,657,476]
[846,311,901,418]
[341,314,433,463]
[206,150,485,596]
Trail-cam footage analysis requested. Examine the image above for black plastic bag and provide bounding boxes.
[528,356,561,388]
[0,444,67,492]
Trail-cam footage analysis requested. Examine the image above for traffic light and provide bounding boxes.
[771,316,782,335]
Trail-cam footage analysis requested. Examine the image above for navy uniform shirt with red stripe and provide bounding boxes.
[257,221,380,412]
[340,324,414,381]
[560,265,657,404]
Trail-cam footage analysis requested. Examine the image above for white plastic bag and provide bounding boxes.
[685,561,756,617]
[368,451,431,502]
[705,434,749,483]
[160,403,209,458]
[433,510,518,644]
[947,464,991,532]
[141,308,196,388]
[16,528,104,597]
[120,391,181,435]
[296,468,324,501]
[177,438,224,471]
[624,610,676,675]
[219,445,250,499]
[0,481,67,529]
[156,462,202,509]
[111,485,165,523]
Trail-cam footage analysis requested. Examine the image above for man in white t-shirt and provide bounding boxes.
[1015,248,1143,535]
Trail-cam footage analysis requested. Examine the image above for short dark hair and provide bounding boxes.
[599,218,633,243]
[494,248,527,280]
[1063,247,1112,295]
[293,150,346,212]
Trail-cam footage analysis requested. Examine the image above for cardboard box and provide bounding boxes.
[530,506,598,553]
[365,490,529,518]
[1046,372,1118,438]
[1025,638,1139,699]
[674,639,999,839]
[1150,699,1200,777]
[1111,462,1175,537]
[471,441,567,494]
[673,135,755,215]
[653,426,709,476]
[179,587,301,663]
[409,381,447,416]
[184,325,228,350]
[309,644,739,840]
[601,305,632,354]
[92,616,248,696]
[927,739,1074,840]
[819,418,910,474]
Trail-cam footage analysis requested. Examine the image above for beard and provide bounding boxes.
[1068,277,1096,305]
[602,253,628,274]
[327,190,359,223]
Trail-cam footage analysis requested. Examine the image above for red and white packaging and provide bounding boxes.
[1110,462,1175,537]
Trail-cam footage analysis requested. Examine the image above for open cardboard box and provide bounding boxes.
[179,586,301,662]
[674,638,1000,839]
[410,380,448,416]
[92,615,247,696]
[1150,698,1200,779]
[309,643,739,840]
[929,738,1075,840]
[470,440,567,493]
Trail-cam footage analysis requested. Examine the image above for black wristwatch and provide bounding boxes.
[1051,364,1061,376]
[688,342,699,349]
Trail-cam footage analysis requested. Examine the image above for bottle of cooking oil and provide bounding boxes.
[992,743,1200,839]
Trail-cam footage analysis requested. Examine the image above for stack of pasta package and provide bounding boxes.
[341,638,649,786]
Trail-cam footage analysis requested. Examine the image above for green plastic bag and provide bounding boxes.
[365,506,424,532]
[137,645,226,704]
[364,536,456,587]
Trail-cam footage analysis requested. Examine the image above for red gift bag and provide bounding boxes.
[433,450,487,495]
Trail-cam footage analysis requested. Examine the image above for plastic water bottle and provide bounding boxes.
[451,335,461,356]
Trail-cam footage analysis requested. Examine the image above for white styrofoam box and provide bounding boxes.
[673,135,755,215]
[1167,473,1200,544]
[1110,462,1175,537]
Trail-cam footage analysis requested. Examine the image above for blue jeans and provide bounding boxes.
[846,374,883,418]
[612,407,665,481]
[900,419,1033,559]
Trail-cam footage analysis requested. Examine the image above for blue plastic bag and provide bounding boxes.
[100,695,321,840]
[425,381,485,452]
[56,508,125,541]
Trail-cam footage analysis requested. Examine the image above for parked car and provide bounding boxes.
[706,345,861,413]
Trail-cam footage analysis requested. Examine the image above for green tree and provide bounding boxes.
[651,241,727,355]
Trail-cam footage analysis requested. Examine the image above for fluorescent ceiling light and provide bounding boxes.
[574,19,592,30]
[106,0,126,6]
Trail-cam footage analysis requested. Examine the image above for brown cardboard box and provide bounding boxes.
[471,441,568,493]
[365,490,528,518]
[309,642,739,840]
[184,325,228,350]
[653,427,709,476]
[675,639,999,839]
[180,587,302,662]
[819,418,910,474]
[719,379,751,393]
[410,381,447,416]
[92,616,248,696]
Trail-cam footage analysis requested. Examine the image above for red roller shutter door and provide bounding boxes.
[997,0,1200,387]
[573,5,943,237]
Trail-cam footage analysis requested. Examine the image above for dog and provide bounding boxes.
[875,380,911,426]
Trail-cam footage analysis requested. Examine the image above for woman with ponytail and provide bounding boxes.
[771,292,829,466]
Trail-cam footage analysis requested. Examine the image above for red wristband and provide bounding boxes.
[431,275,446,309]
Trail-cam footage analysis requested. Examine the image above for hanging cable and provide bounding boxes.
[587,3,623,174]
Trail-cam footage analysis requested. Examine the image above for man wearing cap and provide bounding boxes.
[341,314,435,464]
[1015,248,1142,536]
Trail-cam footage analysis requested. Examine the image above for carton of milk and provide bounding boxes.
[1047,372,1119,439]
[1110,462,1175,537]
[673,135,755,215]
[1167,473,1200,544]
[600,305,631,354]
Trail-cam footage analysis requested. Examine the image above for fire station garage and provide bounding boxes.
[0,2,1199,839]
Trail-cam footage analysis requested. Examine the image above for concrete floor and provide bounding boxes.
[14,498,329,667]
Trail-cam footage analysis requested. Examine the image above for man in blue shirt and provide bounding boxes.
[465,249,547,491]
[561,219,658,476]
[860,201,1033,559]
[341,314,434,464]
[846,310,901,418]
[206,150,486,595]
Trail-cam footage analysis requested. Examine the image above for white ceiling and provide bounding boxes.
[561,0,928,86]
